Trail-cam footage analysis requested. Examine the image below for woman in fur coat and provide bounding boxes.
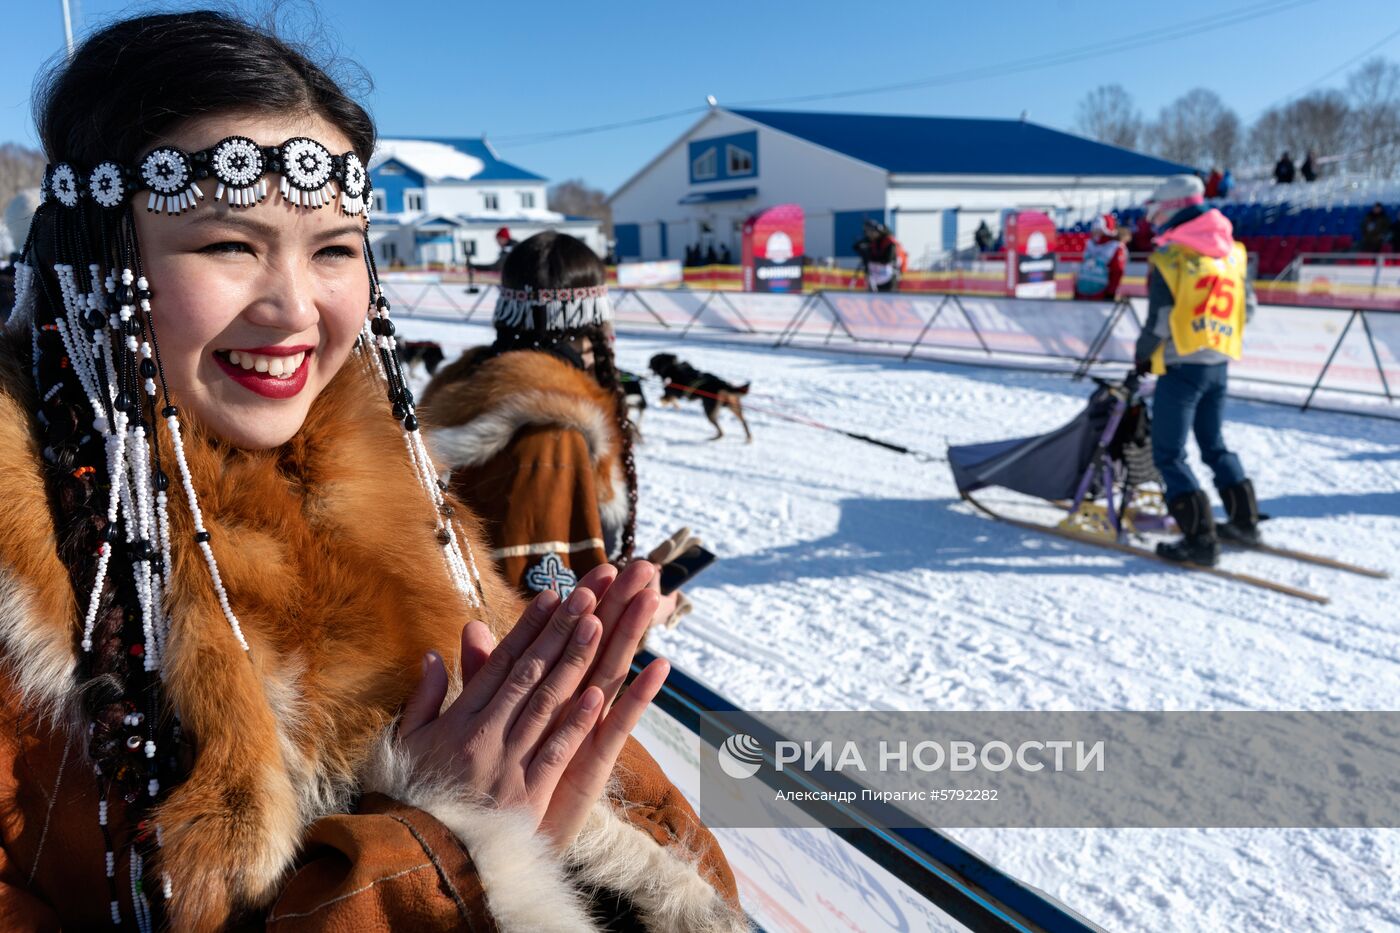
[420,233,694,627]
[0,12,743,931]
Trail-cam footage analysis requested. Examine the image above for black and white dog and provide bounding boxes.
[395,340,446,377]
[648,353,753,441]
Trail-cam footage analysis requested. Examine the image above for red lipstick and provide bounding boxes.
[213,348,312,400]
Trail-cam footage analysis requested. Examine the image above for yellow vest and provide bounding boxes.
[1147,241,1248,372]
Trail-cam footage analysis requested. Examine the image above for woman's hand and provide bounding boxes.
[396,585,609,833]
[651,583,682,629]
[538,561,670,848]
[397,560,670,849]
[644,528,699,630]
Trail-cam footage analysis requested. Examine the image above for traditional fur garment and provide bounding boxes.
[421,350,630,596]
[0,334,744,931]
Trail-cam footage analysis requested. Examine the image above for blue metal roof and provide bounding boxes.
[412,137,547,181]
[728,109,1195,176]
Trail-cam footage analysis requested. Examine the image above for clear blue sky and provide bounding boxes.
[5,0,1400,192]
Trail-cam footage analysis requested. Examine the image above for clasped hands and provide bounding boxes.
[397,560,669,851]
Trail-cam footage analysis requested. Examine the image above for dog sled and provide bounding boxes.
[947,374,1384,603]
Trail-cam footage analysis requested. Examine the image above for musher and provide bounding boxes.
[1135,175,1261,566]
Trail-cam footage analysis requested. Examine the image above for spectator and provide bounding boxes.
[853,219,905,292]
[1217,169,1235,199]
[1131,214,1155,253]
[1205,167,1223,198]
[1360,202,1392,253]
[1301,151,1318,182]
[1274,152,1296,184]
[1073,214,1127,301]
[472,225,517,271]
[974,220,995,252]
[705,244,718,264]
[718,243,732,264]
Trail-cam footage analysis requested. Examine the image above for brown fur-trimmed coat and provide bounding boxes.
[420,350,629,596]
[0,333,743,931]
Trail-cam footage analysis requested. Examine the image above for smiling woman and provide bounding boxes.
[0,10,743,932]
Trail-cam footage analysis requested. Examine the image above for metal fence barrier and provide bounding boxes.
[378,275,1397,415]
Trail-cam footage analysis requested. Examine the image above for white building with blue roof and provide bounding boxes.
[368,137,604,267]
[608,106,1193,268]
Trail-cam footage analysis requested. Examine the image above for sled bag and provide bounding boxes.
[948,399,1108,501]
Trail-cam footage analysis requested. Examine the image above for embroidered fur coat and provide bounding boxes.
[0,333,743,931]
[420,350,628,598]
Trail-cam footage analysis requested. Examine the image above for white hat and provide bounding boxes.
[1145,175,1205,215]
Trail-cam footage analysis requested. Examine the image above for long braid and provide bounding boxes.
[25,196,181,924]
[588,334,638,563]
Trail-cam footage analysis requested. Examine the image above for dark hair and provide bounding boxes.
[23,11,377,898]
[35,9,375,169]
[486,231,639,562]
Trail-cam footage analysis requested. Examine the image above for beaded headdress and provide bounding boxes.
[10,136,482,927]
[492,283,612,333]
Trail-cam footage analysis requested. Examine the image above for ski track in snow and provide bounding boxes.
[400,317,1400,933]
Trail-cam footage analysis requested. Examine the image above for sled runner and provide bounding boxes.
[945,375,1376,603]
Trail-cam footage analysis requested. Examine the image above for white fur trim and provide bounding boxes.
[428,390,616,472]
[567,800,751,933]
[362,731,598,932]
[597,459,630,547]
[0,567,80,732]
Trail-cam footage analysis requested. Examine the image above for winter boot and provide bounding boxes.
[1217,479,1262,546]
[1158,490,1220,566]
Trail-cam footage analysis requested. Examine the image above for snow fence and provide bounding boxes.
[377,276,1399,412]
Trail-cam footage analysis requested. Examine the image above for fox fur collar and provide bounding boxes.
[419,349,630,539]
[0,334,523,927]
[0,335,744,933]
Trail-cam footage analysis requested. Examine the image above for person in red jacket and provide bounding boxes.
[1073,214,1127,300]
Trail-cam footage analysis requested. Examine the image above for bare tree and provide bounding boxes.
[1144,89,1241,170]
[547,179,612,236]
[1246,92,1351,178]
[1345,57,1400,176]
[1074,84,1142,150]
[1290,91,1351,173]
[0,143,45,247]
[1247,107,1292,170]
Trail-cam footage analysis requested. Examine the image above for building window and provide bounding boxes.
[378,163,404,176]
[379,240,397,262]
[371,190,386,213]
[727,144,754,176]
[405,192,424,212]
[520,191,535,209]
[692,147,717,181]
[483,192,500,210]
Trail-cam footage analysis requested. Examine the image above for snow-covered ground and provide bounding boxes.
[400,317,1400,933]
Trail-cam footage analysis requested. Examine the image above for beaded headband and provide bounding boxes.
[494,284,612,332]
[42,135,370,216]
